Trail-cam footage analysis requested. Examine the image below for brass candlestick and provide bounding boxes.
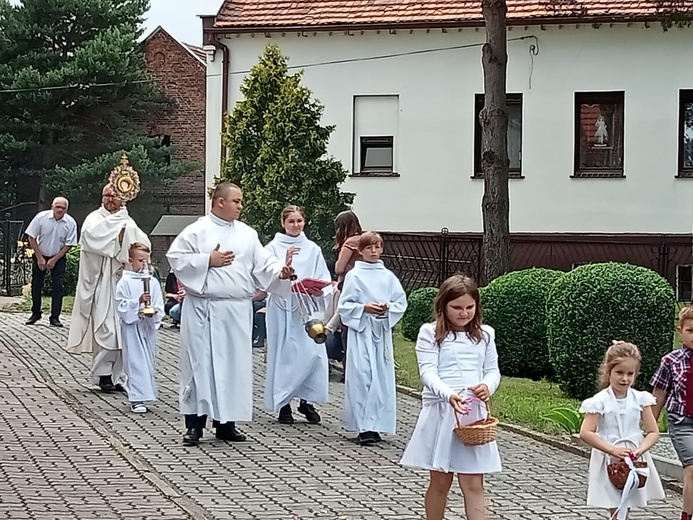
[140,261,157,318]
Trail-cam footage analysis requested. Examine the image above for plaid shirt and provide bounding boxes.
[650,346,693,417]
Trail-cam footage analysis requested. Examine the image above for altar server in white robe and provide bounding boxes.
[67,184,150,392]
[115,242,164,414]
[166,182,294,446]
[264,205,332,425]
[338,231,407,446]
[400,275,502,520]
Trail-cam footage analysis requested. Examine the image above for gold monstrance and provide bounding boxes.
[108,153,141,202]
[108,154,155,318]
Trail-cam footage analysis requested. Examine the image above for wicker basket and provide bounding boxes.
[607,459,648,490]
[454,402,498,446]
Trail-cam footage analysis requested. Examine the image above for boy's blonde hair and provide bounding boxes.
[358,231,383,251]
[679,306,693,327]
[129,242,150,256]
[598,340,641,389]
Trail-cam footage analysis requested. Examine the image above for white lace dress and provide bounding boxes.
[579,387,666,509]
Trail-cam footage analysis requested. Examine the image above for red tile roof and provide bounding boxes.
[213,0,693,29]
[183,43,207,64]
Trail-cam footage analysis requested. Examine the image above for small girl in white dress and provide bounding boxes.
[579,341,665,520]
[400,275,501,520]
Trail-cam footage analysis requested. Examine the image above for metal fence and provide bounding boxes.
[0,214,30,296]
[381,229,693,294]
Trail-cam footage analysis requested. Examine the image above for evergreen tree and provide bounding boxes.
[0,0,190,223]
[219,43,354,254]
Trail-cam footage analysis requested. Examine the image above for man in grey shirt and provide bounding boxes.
[25,197,78,327]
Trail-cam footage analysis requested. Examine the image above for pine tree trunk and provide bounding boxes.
[480,0,510,283]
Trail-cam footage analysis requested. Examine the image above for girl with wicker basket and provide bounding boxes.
[400,275,501,520]
[579,341,665,519]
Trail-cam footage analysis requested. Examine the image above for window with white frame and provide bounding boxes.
[679,90,693,177]
[474,93,523,178]
[574,91,625,178]
[352,95,399,176]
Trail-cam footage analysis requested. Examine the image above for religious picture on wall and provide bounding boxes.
[594,114,609,146]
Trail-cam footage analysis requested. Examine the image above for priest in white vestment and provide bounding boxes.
[67,185,150,392]
[166,183,294,446]
[338,232,408,446]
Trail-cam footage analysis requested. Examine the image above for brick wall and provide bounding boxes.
[142,28,207,217]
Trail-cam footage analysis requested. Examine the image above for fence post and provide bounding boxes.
[658,241,669,281]
[2,213,10,296]
[439,227,449,285]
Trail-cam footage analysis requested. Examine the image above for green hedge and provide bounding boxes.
[547,262,675,400]
[402,287,438,341]
[481,268,564,380]
[42,246,80,297]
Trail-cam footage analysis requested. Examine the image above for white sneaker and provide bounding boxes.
[131,402,147,413]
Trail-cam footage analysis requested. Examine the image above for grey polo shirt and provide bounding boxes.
[25,210,78,257]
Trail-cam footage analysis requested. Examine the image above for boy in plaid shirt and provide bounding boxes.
[651,306,693,520]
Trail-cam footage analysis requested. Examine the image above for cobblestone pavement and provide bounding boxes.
[0,319,192,520]
[0,312,683,520]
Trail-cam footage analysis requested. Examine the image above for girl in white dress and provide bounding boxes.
[400,275,501,520]
[264,205,332,425]
[579,341,665,520]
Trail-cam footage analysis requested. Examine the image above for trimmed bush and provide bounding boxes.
[402,287,438,341]
[480,268,564,380]
[547,262,676,400]
[42,246,80,297]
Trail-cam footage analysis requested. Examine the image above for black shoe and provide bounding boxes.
[114,384,126,392]
[215,422,246,442]
[182,428,203,446]
[358,431,377,446]
[297,400,321,424]
[373,432,383,442]
[98,376,115,393]
[25,314,41,325]
[49,318,63,327]
[278,404,294,424]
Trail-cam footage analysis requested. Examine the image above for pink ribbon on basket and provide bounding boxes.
[611,455,650,520]
[453,392,482,419]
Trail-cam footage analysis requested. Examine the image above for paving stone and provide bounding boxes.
[0,315,191,520]
[0,312,684,519]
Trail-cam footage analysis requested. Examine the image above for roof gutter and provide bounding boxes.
[204,15,668,34]
[202,15,230,163]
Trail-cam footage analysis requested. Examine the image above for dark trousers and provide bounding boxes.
[252,300,266,347]
[326,330,344,362]
[341,326,349,374]
[31,255,66,319]
[184,415,234,429]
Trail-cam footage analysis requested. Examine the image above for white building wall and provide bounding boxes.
[210,24,693,233]
[204,45,225,214]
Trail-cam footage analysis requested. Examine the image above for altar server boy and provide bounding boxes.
[338,232,407,445]
[115,242,164,413]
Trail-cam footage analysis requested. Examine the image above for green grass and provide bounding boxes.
[11,295,75,314]
[394,331,669,435]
